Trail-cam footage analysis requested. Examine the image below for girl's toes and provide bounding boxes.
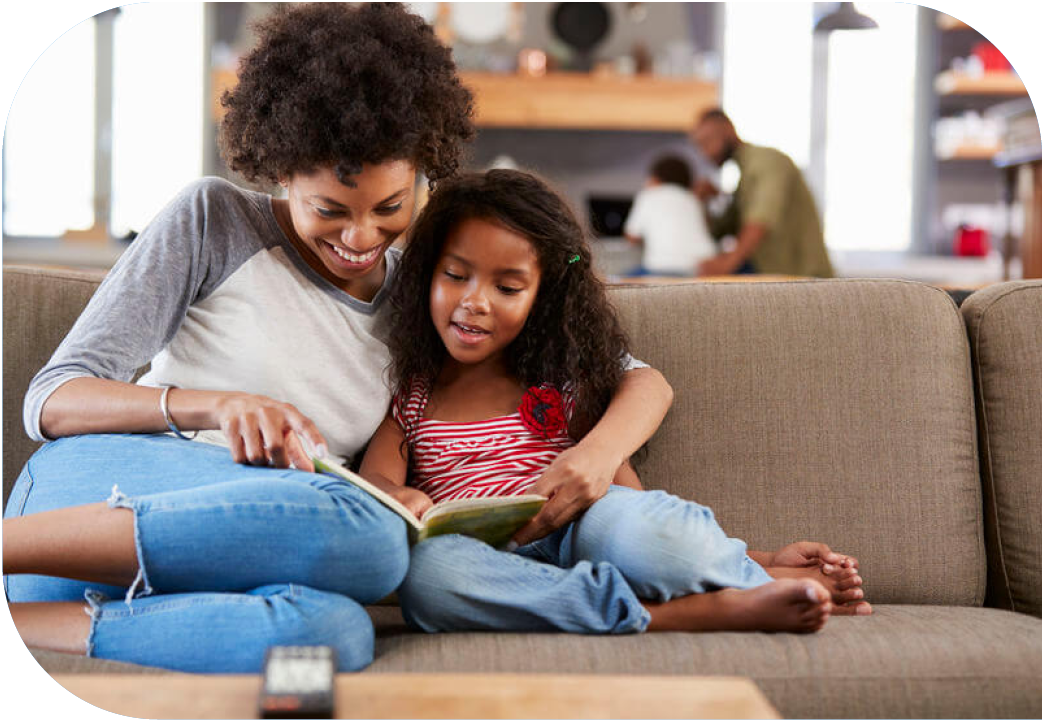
[835,566,860,580]
[803,580,830,605]
[808,602,832,631]
[834,574,862,591]
[837,587,864,604]
[831,599,873,616]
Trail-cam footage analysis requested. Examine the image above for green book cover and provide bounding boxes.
[312,456,546,548]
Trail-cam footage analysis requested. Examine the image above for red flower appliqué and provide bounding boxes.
[519,385,568,439]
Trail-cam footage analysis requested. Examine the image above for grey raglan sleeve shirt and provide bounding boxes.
[22,178,248,441]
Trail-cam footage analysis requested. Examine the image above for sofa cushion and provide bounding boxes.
[961,280,1042,618]
[30,606,1042,718]
[366,605,1042,719]
[2,265,107,509]
[607,279,983,606]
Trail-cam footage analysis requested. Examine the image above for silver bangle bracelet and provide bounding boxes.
[159,386,198,441]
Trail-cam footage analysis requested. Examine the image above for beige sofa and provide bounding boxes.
[4,264,1042,718]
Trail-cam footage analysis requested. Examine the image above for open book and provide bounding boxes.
[312,456,546,548]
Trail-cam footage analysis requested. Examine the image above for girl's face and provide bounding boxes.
[430,217,542,370]
[275,160,416,301]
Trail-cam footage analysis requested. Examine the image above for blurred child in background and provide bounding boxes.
[624,154,716,277]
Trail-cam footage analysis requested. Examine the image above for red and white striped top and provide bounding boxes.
[392,377,575,505]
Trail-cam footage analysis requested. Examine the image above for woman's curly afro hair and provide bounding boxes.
[388,169,633,441]
[219,2,475,186]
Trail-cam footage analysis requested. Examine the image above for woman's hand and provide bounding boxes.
[511,443,621,546]
[390,486,434,520]
[211,392,327,471]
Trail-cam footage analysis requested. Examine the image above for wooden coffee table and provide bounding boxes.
[53,672,780,719]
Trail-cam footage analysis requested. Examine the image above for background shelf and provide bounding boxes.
[213,70,719,133]
[460,72,719,131]
[936,14,971,31]
[935,71,1027,96]
[937,144,1003,161]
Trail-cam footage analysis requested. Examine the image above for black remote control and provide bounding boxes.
[258,645,336,719]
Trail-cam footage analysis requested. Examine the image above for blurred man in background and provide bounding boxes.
[691,109,834,278]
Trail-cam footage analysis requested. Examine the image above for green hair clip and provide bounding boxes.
[568,254,581,265]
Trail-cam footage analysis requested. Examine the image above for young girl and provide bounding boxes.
[359,170,870,636]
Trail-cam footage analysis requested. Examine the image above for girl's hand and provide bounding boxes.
[511,443,620,546]
[211,392,327,471]
[772,541,860,575]
[390,486,434,520]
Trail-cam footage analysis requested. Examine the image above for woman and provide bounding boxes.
[3,3,673,673]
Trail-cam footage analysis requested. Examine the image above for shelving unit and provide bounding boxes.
[928,9,1039,277]
[931,14,1027,166]
[931,11,1027,164]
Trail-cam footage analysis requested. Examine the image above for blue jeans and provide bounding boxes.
[4,434,410,673]
[398,486,771,634]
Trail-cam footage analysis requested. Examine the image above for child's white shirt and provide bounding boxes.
[624,184,716,274]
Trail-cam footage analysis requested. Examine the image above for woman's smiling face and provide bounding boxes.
[277,160,416,300]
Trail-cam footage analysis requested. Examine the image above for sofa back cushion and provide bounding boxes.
[961,280,1042,618]
[609,279,984,606]
[2,265,107,508]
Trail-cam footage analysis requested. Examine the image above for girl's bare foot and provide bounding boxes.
[644,578,832,633]
[767,565,872,615]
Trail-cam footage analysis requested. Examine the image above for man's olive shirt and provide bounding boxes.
[708,143,834,278]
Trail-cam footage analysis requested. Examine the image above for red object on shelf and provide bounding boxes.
[954,225,991,257]
[971,41,1012,72]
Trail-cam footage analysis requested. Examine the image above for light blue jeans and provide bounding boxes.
[399,485,772,634]
[3,434,410,673]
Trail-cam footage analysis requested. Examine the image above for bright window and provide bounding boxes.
[3,16,96,237]
[823,3,919,251]
[111,3,205,237]
[3,4,205,239]
[723,2,918,252]
[722,2,814,169]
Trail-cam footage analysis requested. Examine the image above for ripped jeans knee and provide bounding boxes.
[105,484,153,606]
[99,476,408,603]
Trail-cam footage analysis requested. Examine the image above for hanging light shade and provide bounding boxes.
[814,2,878,33]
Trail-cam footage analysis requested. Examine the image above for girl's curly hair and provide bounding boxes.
[219,3,474,186]
[388,170,632,440]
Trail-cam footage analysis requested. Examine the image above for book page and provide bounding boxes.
[422,494,547,522]
[417,495,546,547]
[312,456,423,531]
